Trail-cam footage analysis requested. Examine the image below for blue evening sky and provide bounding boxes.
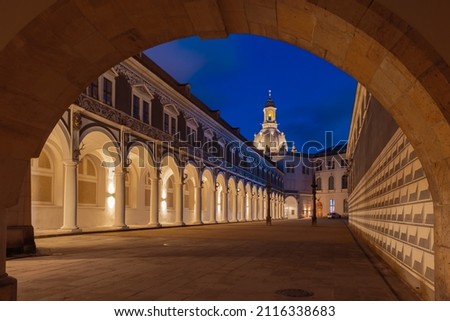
[145,34,357,150]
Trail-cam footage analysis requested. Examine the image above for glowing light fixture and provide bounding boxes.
[107,196,115,209]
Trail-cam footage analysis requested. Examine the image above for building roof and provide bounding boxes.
[133,52,280,168]
[312,142,347,157]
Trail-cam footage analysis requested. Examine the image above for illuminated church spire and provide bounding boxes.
[263,89,277,128]
[253,90,287,153]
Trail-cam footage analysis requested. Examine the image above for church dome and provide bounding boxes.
[254,127,287,153]
[253,90,288,154]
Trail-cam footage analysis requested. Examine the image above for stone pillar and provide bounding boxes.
[233,192,238,222]
[261,197,264,220]
[270,196,278,220]
[174,182,184,225]
[222,191,229,223]
[114,168,128,229]
[247,193,251,221]
[278,198,281,219]
[244,193,248,221]
[237,192,242,221]
[193,186,202,224]
[211,187,217,223]
[275,198,278,219]
[148,177,160,227]
[252,194,258,221]
[0,212,17,300]
[256,196,260,220]
[61,161,80,231]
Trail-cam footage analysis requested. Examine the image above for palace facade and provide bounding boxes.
[8,53,285,253]
[314,144,349,218]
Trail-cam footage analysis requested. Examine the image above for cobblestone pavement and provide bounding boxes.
[6,219,419,300]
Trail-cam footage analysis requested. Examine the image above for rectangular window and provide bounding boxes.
[103,78,113,105]
[88,79,98,99]
[143,100,150,124]
[187,127,196,145]
[329,199,335,213]
[171,116,177,134]
[186,126,191,142]
[132,95,140,119]
[163,113,170,133]
[194,130,199,141]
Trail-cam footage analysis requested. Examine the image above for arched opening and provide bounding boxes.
[1,0,450,300]
[201,168,215,224]
[216,173,227,223]
[236,180,245,222]
[183,163,200,225]
[30,122,68,231]
[227,177,237,222]
[328,176,335,191]
[285,196,298,220]
[160,155,181,226]
[125,144,157,226]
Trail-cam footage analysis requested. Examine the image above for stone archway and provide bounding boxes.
[285,196,298,219]
[1,0,450,299]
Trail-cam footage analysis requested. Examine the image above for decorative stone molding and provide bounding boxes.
[75,94,172,142]
[72,112,82,130]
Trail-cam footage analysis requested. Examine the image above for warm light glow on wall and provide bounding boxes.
[161,199,167,211]
[107,168,115,194]
[107,196,115,209]
[106,168,116,216]
[107,182,115,194]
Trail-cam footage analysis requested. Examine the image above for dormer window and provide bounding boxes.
[186,118,199,145]
[101,69,117,106]
[87,79,99,99]
[218,138,226,158]
[103,77,113,105]
[131,85,153,124]
[204,129,213,144]
[86,69,117,106]
[163,104,179,135]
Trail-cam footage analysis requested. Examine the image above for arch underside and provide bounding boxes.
[0,0,449,299]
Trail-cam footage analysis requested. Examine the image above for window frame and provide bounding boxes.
[186,118,199,145]
[163,104,179,135]
[131,85,153,124]
[328,175,335,190]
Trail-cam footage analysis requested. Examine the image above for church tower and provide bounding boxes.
[262,90,278,129]
[253,90,287,154]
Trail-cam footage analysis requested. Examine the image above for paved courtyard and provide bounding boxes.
[6,219,419,300]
